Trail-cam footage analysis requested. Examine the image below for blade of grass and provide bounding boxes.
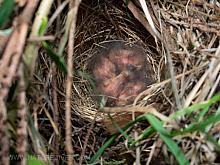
[195,106,210,122]
[38,16,48,36]
[77,70,96,91]
[37,16,67,74]
[89,115,147,163]
[90,92,220,164]
[42,42,67,74]
[130,126,155,146]
[170,93,220,119]
[205,133,220,153]
[171,111,220,136]
[27,154,49,165]
[88,134,118,164]
[108,114,134,143]
[198,112,220,131]
[144,114,189,165]
[215,105,220,115]
[0,0,14,28]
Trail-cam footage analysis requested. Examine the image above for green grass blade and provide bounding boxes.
[205,133,220,153]
[171,111,220,136]
[27,155,49,165]
[38,16,68,74]
[88,134,118,164]
[195,106,209,122]
[89,114,148,163]
[130,126,155,146]
[90,94,220,164]
[170,93,220,119]
[42,42,67,74]
[77,70,96,91]
[199,113,220,131]
[215,105,220,115]
[108,114,134,143]
[0,0,14,28]
[144,114,189,165]
[173,106,210,136]
[38,17,48,36]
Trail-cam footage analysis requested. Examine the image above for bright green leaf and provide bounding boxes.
[0,0,14,28]
[130,126,155,146]
[88,134,118,164]
[42,42,67,74]
[38,17,48,36]
[89,115,147,163]
[170,93,220,119]
[27,155,49,165]
[145,114,189,165]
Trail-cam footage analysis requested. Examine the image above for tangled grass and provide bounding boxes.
[0,0,220,164]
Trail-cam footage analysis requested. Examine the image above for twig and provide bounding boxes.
[23,0,54,83]
[146,141,157,165]
[65,1,81,165]
[208,71,220,99]
[79,113,98,165]
[0,100,9,165]
[16,64,27,165]
[166,0,220,20]
[134,62,208,105]
[46,0,70,31]
[103,105,156,113]
[52,64,59,165]
[164,46,182,109]
[27,35,55,42]
[103,105,170,123]
[128,0,182,109]
[0,1,39,164]
[126,1,155,38]
[139,0,160,38]
[195,44,220,102]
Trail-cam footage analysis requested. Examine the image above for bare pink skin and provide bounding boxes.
[93,56,116,81]
[116,81,146,105]
[91,45,149,106]
[108,49,144,71]
[98,71,129,98]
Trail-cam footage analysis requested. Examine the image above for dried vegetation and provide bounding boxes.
[0,0,220,165]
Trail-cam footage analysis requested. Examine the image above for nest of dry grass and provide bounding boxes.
[28,0,220,164]
[61,1,160,121]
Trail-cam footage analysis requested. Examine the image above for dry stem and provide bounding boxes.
[65,1,81,165]
[16,64,27,165]
[0,1,39,164]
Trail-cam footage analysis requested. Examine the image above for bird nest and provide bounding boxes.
[66,2,160,122]
[88,41,155,107]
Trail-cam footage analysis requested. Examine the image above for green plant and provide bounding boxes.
[89,93,220,164]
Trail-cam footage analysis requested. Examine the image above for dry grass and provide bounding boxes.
[1,0,219,164]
